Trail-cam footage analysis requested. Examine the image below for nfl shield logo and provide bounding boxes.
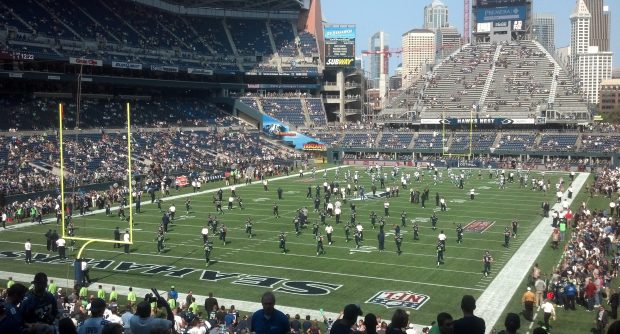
[366,291,430,310]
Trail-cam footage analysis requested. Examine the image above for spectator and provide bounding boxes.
[78,298,109,334]
[129,298,174,333]
[596,305,611,334]
[58,317,78,334]
[250,291,289,334]
[385,309,408,334]
[120,304,134,334]
[204,292,218,315]
[452,295,485,334]
[330,304,363,334]
[19,272,59,325]
[364,314,378,334]
[497,313,519,334]
[102,323,124,334]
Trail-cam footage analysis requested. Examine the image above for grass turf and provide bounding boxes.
[0,166,581,328]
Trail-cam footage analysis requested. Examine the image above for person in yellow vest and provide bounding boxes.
[97,285,106,300]
[127,287,137,305]
[167,296,177,309]
[109,286,119,303]
[188,297,199,314]
[79,285,89,299]
[47,279,58,295]
[7,276,14,288]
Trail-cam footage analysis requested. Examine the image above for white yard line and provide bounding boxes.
[475,172,589,333]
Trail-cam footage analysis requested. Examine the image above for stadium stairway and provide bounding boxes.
[34,0,83,41]
[407,133,419,150]
[374,131,383,147]
[300,98,312,126]
[490,132,502,149]
[223,18,240,58]
[479,44,503,113]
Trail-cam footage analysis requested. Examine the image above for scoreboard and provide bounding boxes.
[324,24,355,67]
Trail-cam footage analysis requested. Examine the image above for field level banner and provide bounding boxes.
[261,115,325,150]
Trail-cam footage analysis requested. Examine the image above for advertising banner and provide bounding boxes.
[261,114,324,150]
[69,57,103,66]
[112,61,142,70]
[150,65,179,73]
[476,6,526,22]
[187,68,213,75]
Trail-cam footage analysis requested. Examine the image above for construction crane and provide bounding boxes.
[361,48,402,79]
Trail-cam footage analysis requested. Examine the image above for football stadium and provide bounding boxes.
[0,0,619,333]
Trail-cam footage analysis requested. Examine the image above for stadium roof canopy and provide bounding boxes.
[163,0,304,11]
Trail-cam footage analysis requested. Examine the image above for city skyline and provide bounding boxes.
[322,0,619,74]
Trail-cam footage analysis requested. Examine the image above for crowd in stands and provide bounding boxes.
[8,270,609,334]
[0,0,321,74]
[0,96,237,131]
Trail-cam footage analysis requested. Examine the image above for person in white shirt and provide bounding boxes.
[56,237,67,260]
[106,306,123,325]
[201,226,209,243]
[169,204,176,220]
[470,189,475,200]
[123,230,130,254]
[1,211,6,229]
[438,230,447,251]
[384,201,390,217]
[541,298,556,329]
[325,224,334,245]
[24,238,32,263]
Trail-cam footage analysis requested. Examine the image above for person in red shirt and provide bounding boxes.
[585,279,597,311]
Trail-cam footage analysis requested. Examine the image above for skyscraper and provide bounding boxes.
[570,0,613,104]
[368,31,388,89]
[583,0,610,51]
[402,29,435,88]
[532,13,555,53]
[436,26,461,60]
[424,0,449,30]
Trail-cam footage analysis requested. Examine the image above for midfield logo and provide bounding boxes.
[366,291,430,310]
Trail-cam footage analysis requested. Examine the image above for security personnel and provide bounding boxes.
[316,234,325,256]
[204,241,214,266]
[431,213,438,230]
[325,223,334,245]
[245,219,253,238]
[400,211,407,227]
[436,242,445,266]
[483,250,493,277]
[273,202,279,218]
[413,223,420,240]
[503,226,511,247]
[456,224,464,244]
[395,234,403,255]
[279,232,287,254]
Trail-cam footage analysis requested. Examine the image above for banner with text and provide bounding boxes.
[112,61,142,70]
[150,65,179,73]
[70,57,103,67]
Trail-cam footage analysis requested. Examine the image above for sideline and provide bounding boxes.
[475,172,589,333]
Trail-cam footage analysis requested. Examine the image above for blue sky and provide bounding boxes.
[321,0,619,74]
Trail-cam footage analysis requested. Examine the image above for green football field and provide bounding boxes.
[0,166,575,327]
